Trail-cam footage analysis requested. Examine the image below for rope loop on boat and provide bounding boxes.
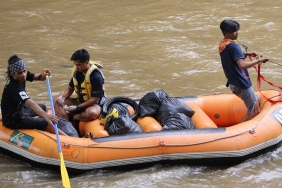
[249,94,280,132]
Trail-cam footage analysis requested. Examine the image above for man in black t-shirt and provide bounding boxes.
[1,55,67,136]
[54,49,107,134]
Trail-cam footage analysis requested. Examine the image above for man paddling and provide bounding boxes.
[1,55,67,135]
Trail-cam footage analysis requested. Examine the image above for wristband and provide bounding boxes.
[76,105,81,111]
[76,105,83,113]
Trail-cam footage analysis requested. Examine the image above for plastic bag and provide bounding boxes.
[156,97,195,130]
[161,113,195,130]
[57,118,79,137]
[160,97,195,118]
[139,89,169,118]
[104,104,142,135]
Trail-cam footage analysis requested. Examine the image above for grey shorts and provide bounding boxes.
[229,85,259,113]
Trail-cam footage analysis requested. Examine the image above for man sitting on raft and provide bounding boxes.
[1,55,67,136]
[54,49,107,137]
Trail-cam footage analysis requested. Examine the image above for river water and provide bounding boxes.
[0,0,282,187]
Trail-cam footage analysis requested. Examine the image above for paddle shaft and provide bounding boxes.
[46,76,62,152]
[46,76,71,188]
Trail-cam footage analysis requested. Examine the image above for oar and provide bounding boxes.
[46,75,71,188]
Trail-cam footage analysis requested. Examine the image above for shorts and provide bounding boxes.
[71,96,107,113]
[16,104,48,130]
[229,85,259,113]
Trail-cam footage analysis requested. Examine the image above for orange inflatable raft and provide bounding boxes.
[0,90,282,174]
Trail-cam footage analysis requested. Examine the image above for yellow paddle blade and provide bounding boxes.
[59,153,71,188]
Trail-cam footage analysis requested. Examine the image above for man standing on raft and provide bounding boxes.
[219,19,269,122]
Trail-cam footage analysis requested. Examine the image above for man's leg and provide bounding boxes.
[54,98,78,120]
[240,100,260,122]
[73,104,102,122]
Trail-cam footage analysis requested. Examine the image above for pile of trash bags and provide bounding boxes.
[139,89,195,130]
[102,89,195,135]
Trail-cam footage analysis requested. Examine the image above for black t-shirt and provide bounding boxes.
[69,69,105,102]
[1,71,34,125]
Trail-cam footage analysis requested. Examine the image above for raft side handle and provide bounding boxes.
[249,128,256,134]
[63,142,71,148]
[159,141,166,146]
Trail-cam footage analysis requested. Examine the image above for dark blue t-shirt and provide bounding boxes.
[220,42,252,89]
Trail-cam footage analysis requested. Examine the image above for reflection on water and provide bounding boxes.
[0,0,282,187]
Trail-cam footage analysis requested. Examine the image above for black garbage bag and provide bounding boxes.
[57,118,79,137]
[161,113,195,130]
[105,102,130,117]
[105,116,143,135]
[156,97,195,130]
[104,104,143,135]
[160,97,195,118]
[139,89,169,118]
